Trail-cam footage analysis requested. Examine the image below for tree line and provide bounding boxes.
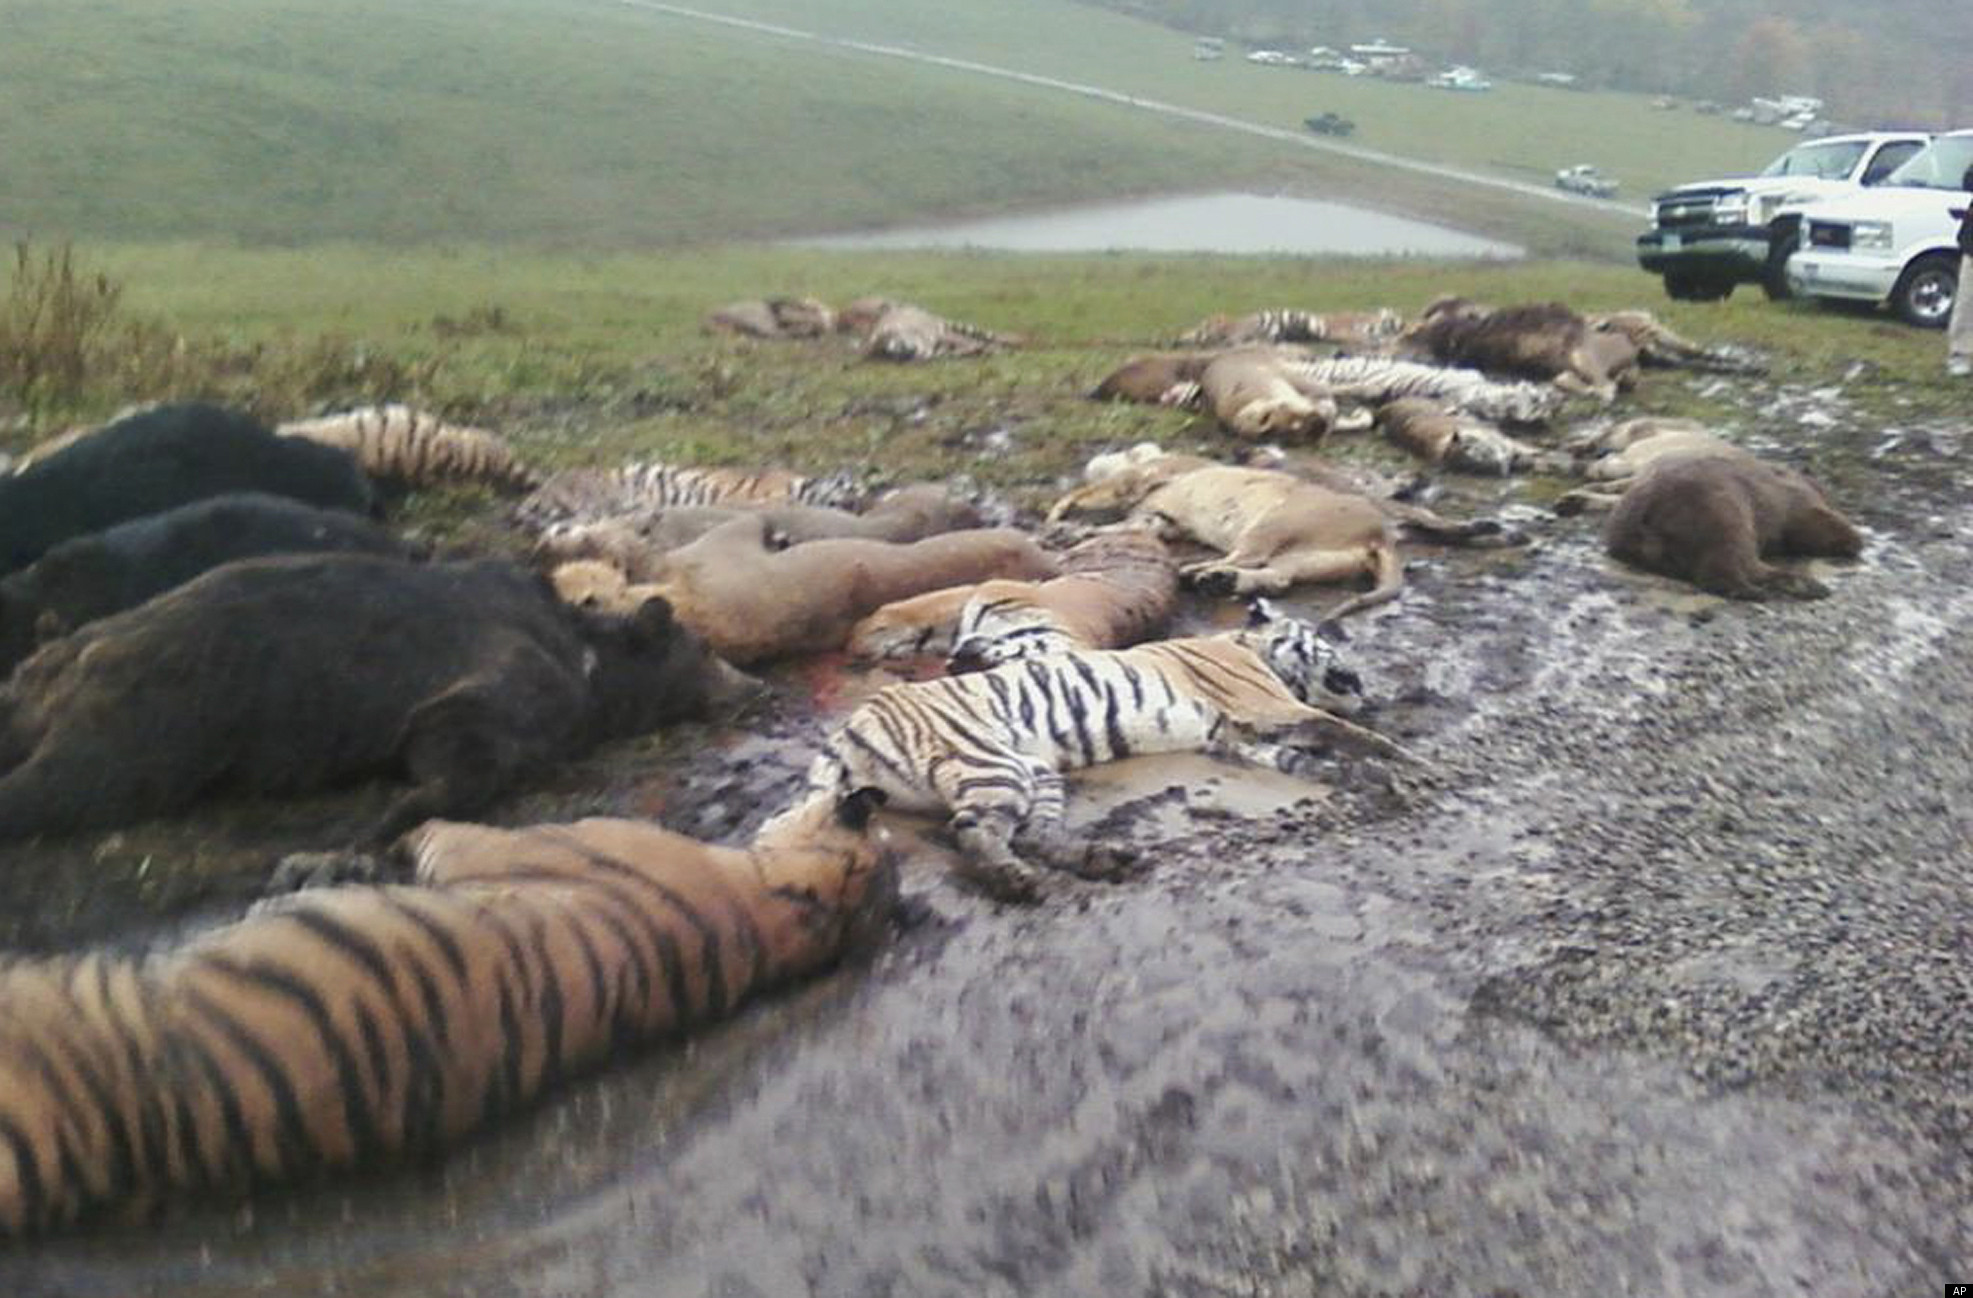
[1084,0,1969,128]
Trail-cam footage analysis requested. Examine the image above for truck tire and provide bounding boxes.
[1890,253,1958,329]
[1761,227,1799,301]
[1664,271,1733,303]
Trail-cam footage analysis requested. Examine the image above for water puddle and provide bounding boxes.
[792,191,1523,257]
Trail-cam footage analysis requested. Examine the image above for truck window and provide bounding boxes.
[1861,142,1923,185]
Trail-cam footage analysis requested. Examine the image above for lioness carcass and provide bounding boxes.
[555,519,1059,665]
[1193,349,1342,442]
[1373,398,1569,476]
[844,530,1179,665]
[534,485,981,582]
[1047,450,1404,616]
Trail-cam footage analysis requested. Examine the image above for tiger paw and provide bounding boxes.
[1272,746,1336,780]
[1184,566,1240,597]
[953,856,1047,904]
[268,850,391,894]
[1073,841,1142,882]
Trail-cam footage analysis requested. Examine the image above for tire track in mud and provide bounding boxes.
[613,0,1646,224]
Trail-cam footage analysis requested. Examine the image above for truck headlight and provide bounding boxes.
[1852,220,1894,251]
[1713,192,1750,223]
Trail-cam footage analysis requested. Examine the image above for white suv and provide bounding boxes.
[1785,130,1973,328]
[1637,132,1930,301]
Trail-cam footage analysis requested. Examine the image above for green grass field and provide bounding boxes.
[0,0,1788,254]
[5,242,1943,506]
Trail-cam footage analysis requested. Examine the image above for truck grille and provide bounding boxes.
[1807,221,1851,250]
[1655,196,1715,230]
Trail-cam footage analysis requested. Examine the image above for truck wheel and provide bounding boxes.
[1890,253,1958,329]
[1664,271,1732,303]
[1761,230,1799,301]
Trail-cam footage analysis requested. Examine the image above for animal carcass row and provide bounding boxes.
[534,484,982,583]
[555,520,1059,665]
[0,555,759,845]
[0,404,376,577]
[0,494,418,673]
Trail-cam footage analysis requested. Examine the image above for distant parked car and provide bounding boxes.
[1304,112,1356,137]
[1636,131,1932,302]
[1246,49,1292,66]
[1786,129,1973,328]
[1428,67,1493,92]
[1555,164,1619,198]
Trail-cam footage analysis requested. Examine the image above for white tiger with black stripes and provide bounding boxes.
[1273,355,1560,423]
[796,601,1413,901]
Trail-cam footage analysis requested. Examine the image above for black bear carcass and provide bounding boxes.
[0,493,418,672]
[0,404,376,576]
[0,554,760,845]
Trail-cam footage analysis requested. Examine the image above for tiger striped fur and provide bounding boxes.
[801,601,1405,901]
[1176,308,1403,348]
[0,791,895,1234]
[517,462,866,531]
[276,405,539,493]
[846,301,1020,363]
[1273,356,1560,423]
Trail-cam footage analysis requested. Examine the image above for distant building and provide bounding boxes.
[1348,39,1411,71]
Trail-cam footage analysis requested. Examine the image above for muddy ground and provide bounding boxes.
[2,366,1970,1297]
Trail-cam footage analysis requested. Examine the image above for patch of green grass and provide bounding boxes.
[8,242,1946,508]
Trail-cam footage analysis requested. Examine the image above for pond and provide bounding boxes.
[793,191,1523,257]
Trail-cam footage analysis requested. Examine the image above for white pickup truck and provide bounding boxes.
[1635,132,1930,302]
[1785,130,1973,328]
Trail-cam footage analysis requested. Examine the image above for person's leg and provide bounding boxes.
[1949,254,1973,376]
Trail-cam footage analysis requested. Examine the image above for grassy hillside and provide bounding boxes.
[1,0,1775,251]
[0,0,1292,246]
[646,0,1802,199]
